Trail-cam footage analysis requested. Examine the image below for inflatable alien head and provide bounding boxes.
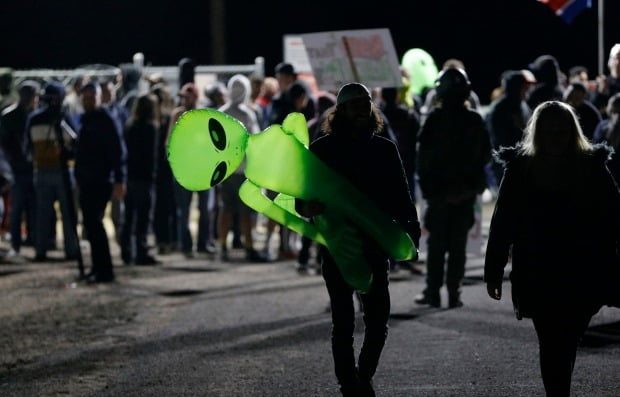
[167,109,248,191]
[401,48,439,96]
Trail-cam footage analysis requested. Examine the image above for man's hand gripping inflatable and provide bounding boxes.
[167,109,417,293]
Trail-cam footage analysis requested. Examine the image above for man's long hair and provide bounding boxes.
[320,102,384,135]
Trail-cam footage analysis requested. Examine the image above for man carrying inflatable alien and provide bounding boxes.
[167,82,420,397]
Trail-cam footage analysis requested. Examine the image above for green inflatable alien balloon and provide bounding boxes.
[401,48,439,97]
[167,109,417,293]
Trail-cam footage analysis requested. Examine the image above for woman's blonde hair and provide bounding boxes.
[519,101,592,156]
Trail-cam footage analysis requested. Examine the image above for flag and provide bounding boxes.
[538,0,592,24]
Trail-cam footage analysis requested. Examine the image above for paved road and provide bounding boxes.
[1,246,620,396]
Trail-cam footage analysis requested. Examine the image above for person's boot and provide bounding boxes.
[356,367,376,397]
[246,248,269,262]
[448,290,463,308]
[338,372,360,397]
[357,377,376,397]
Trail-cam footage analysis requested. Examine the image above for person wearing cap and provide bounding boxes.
[420,59,481,122]
[168,82,212,258]
[415,68,492,309]
[267,62,316,125]
[74,82,127,283]
[296,82,420,396]
[0,80,40,259]
[23,81,80,262]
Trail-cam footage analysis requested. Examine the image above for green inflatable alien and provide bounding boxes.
[401,48,439,97]
[167,109,417,293]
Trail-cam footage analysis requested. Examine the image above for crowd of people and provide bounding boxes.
[1,44,620,395]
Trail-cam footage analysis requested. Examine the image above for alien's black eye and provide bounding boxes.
[209,118,227,151]
[210,161,227,186]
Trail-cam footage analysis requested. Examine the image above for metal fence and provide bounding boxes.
[9,53,266,94]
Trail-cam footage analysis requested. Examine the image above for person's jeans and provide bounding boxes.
[174,181,210,254]
[322,249,390,387]
[9,171,36,252]
[34,169,79,259]
[121,180,153,261]
[79,182,113,276]
[424,200,474,298]
[174,182,193,253]
[154,161,177,248]
[196,189,211,251]
[532,309,594,397]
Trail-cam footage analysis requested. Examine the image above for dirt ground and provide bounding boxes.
[0,238,160,395]
[0,197,499,395]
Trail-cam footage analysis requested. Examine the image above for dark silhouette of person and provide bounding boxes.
[150,83,178,254]
[593,93,620,182]
[267,62,316,125]
[75,82,126,283]
[23,81,80,262]
[0,80,39,258]
[415,68,492,308]
[178,57,195,87]
[485,70,532,187]
[526,55,564,110]
[378,86,420,201]
[563,82,601,140]
[120,93,160,265]
[485,101,620,397]
[296,83,420,396]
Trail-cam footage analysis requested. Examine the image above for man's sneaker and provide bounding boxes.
[86,272,115,284]
[6,249,27,264]
[414,293,440,308]
[135,255,161,265]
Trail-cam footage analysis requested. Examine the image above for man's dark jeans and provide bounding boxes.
[322,249,390,388]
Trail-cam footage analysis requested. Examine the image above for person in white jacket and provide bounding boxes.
[218,74,266,262]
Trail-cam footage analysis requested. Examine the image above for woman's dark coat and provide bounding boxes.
[484,145,620,318]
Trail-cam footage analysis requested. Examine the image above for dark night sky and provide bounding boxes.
[2,0,619,103]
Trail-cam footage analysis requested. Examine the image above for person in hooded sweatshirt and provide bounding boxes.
[485,101,620,397]
[415,68,492,309]
[485,70,533,187]
[526,55,564,110]
[217,74,267,262]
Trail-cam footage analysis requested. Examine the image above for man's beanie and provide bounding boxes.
[336,83,371,105]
